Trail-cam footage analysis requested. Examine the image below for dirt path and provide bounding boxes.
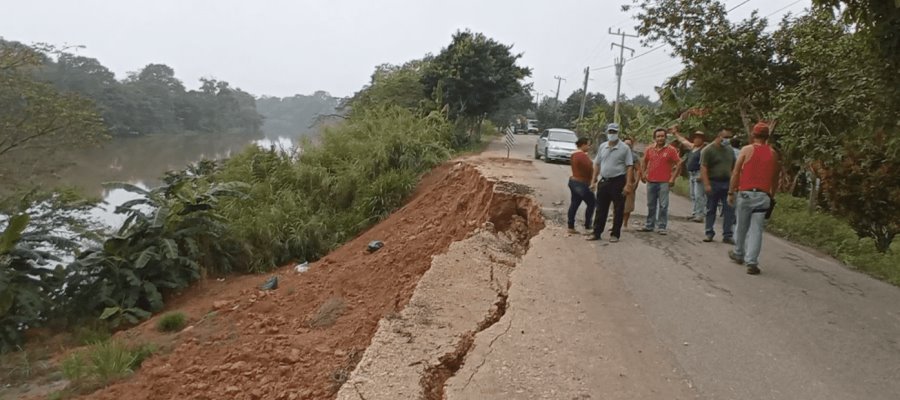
[441,136,900,399]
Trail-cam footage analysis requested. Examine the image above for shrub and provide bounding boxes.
[61,340,155,390]
[217,106,452,272]
[155,312,187,333]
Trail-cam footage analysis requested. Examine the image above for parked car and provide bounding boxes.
[526,119,540,134]
[534,128,579,163]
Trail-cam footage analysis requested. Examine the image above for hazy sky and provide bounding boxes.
[3,0,809,101]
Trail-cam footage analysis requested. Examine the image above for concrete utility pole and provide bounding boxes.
[609,28,637,124]
[578,66,590,121]
[553,76,566,102]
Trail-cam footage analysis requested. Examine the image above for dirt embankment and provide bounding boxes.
[77,161,542,400]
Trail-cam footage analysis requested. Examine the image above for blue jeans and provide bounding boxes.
[689,171,706,218]
[733,191,771,266]
[645,182,670,230]
[705,180,734,239]
[568,179,596,229]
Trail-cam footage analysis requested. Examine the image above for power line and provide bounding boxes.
[727,0,752,13]
[764,0,804,18]
[626,44,667,62]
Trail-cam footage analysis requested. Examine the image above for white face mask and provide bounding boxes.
[607,133,619,142]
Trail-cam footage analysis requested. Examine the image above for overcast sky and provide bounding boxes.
[3,0,809,101]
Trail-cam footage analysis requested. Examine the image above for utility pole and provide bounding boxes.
[553,76,566,102]
[535,91,543,109]
[609,28,637,124]
[578,66,590,121]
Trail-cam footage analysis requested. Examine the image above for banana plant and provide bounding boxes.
[64,164,248,327]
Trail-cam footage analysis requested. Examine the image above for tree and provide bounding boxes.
[560,90,609,128]
[774,10,899,252]
[535,97,565,129]
[421,30,531,140]
[348,59,432,114]
[629,0,794,134]
[0,41,107,181]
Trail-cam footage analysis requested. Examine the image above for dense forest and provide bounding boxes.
[26,45,264,137]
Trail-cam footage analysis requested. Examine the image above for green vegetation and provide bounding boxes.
[155,312,187,333]
[1,30,531,353]
[768,196,900,285]
[60,340,156,392]
[217,106,452,272]
[622,0,898,265]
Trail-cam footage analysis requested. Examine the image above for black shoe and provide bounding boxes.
[746,264,761,275]
[722,237,735,245]
[703,236,714,242]
[728,250,744,265]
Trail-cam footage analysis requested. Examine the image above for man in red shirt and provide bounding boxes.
[728,122,780,275]
[638,128,683,235]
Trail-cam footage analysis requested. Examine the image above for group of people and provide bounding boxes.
[567,122,780,275]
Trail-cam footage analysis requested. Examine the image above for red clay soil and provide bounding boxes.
[80,162,526,400]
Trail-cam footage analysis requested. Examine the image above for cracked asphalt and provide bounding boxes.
[445,136,900,400]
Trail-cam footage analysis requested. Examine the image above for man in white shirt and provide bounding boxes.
[587,123,635,242]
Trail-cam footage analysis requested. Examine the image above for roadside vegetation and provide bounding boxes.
[618,0,898,282]
[1,29,531,362]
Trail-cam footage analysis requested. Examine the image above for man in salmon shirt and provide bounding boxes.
[567,137,596,234]
[638,128,682,235]
[728,122,780,275]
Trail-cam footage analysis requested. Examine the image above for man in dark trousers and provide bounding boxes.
[701,129,736,244]
[586,123,635,243]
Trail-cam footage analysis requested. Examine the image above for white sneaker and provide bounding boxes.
[609,236,620,243]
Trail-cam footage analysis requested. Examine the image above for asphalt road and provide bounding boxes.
[449,134,900,400]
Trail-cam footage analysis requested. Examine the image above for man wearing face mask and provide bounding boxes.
[587,123,634,243]
[701,129,736,244]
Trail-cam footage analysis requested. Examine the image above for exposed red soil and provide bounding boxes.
[77,162,534,400]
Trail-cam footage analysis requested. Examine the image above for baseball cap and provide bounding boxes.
[606,123,620,132]
[752,122,770,135]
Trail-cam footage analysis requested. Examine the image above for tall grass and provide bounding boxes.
[216,106,453,272]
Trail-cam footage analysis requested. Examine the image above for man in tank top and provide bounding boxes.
[728,122,780,275]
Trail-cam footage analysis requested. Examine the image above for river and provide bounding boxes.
[43,133,297,229]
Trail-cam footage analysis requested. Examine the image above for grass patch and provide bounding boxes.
[768,194,900,285]
[60,340,156,393]
[308,297,347,328]
[155,312,187,333]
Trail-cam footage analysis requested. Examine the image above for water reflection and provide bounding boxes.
[78,135,298,229]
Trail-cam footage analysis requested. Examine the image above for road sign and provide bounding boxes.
[504,127,516,158]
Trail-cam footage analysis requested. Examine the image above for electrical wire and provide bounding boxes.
[727,0,752,13]
[764,0,804,18]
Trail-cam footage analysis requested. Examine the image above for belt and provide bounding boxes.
[599,174,626,182]
[741,188,768,193]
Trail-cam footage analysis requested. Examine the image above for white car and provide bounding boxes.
[534,129,578,163]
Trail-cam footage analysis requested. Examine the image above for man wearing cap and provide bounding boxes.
[728,122,780,275]
[587,123,635,242]
[701,129,736,244]
[672,128,707,222]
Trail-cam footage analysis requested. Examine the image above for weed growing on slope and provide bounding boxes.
[155,312,187,333]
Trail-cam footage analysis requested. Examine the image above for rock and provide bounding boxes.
[213,300,229,310]
[225,385,240,394]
